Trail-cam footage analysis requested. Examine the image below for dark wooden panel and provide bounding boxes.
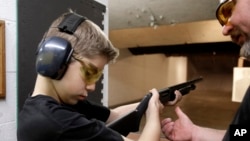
[128,42,240,55]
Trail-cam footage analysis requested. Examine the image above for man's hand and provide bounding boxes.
[161,106,195,141]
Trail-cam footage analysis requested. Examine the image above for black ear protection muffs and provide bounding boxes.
[36,13,86,80]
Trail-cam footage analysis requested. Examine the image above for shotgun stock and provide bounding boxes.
[106,76,203,136]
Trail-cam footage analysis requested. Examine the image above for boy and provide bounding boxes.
[17,10,179,141]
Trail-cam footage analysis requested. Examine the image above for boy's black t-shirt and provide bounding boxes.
[17,95,123,141]
[223,87,250,141]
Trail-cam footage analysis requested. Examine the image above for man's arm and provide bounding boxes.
[161,106,226,141]
[192,126,226,141]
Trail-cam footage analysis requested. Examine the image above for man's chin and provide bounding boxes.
[240,40,250,60]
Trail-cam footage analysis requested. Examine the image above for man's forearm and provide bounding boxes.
[192,125,226,141]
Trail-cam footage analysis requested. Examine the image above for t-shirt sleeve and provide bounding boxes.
[69,100,111,122]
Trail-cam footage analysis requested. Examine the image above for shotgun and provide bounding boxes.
[106,76,203,136]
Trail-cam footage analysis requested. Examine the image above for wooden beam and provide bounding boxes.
[109,20,231,48]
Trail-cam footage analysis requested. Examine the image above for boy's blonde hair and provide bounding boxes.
[42,10,119,63]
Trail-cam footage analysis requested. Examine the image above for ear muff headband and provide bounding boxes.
[58,13,86,34]
[36,13,86,80]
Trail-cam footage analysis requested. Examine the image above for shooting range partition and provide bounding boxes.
[18,0,106,112]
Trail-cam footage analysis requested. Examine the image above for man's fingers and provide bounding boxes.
[175,106,187,119]
[161,118,172,125]
[161,119,174,139]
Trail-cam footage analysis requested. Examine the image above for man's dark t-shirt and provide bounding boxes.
[223,87,250,141]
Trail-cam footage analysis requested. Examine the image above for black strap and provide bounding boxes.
[58,13,86,34]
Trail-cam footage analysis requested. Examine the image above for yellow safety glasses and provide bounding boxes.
[216,0,235,26]
[73,56,103,85]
